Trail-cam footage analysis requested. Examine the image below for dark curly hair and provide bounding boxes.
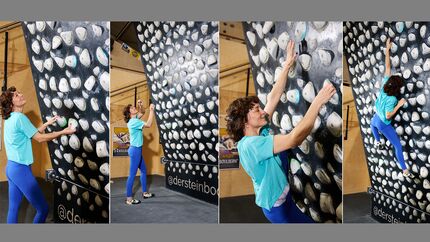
[0,86,17,120]
[225,96,260,142]
[123,104,132,123]
[384,75,404,97]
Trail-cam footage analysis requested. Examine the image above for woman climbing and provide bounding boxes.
[123,99,155,205]
[371,38,410,177]
[1,87,76,223]
[225,40,336,223]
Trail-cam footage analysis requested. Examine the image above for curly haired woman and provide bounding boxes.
[122,100,155,205]
[1,87,75,223]
[225,40,336,223]
[371,38,409,177]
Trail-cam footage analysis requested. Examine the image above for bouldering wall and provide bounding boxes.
[135,21,219,204]
[344,21,430,223]
[243,21,343,223]
[22,21,110,223]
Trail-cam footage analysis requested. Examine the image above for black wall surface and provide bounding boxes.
[344,21,430,223]
[243,21,343,223]
[22,21,110,223]
[135,21,219,204]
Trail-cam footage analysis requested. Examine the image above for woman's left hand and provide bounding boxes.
[137,99,143,108]
[45,115,59,126]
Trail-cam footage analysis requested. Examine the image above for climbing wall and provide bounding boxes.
[22,21,110,223]
[135,21,219,204]
[344,21,430,223]
[243,21,343,223]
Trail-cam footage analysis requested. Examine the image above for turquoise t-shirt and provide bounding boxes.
[127,117,146,147]
[375,76,398,125]
[4,112,38,165]
[237,125,288,210]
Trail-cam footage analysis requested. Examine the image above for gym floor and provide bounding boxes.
[110,175,218,223]
[343,192,378,223]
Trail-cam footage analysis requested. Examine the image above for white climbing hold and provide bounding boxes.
[327,112,342,137]
[303,82,315,103]
[96,141,109,158]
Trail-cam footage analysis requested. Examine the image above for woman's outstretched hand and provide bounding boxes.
[149,103,155,111]
[398,98,407,106]
[137,99,143,108]
[315,83,336,105]
[386,38,392,51]
[283,40,297,70]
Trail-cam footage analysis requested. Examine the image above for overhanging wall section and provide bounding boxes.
[135,21,219,204]
[243,21,343,223]
[344,21,430,223]
[22,21,110,223]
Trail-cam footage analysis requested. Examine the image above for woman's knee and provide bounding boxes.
[8,202,20,213]
[393,145,402,153]
[127,173,136,182]
[390,140,402,151]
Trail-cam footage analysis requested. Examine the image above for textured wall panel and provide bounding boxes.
[344,21,430,223]
[22,21,110,223]
[243,21,343,223]
[135,21,219,204]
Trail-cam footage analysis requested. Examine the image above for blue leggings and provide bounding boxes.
[262,193,314,223]
[261,151,314,223]
[6,160,49,223]
[126,146,147,197]
[371,114,407,170]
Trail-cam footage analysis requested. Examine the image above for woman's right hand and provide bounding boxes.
[314,83,336,105]
[386,38,392,51]
[62,125,76,135]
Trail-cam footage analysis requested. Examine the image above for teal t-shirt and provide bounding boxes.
[237,125,288,210]
[4,112,38,165]
[375,76,398,125]
[127,117,146,147]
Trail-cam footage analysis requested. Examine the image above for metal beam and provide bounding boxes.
[0,21,20,33]
[111,64,145,74]
[245,68,250,96]
[344,105,349,140]
[114,22,132,41]
[110,82,147,97]
[220,33,245,43]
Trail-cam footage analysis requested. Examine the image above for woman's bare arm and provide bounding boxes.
[386,98,406,120]
[33,125,76,143]
[37,115,59,133]
[384,38,392,77]
[144,104,155,128]
[264,40,297,120]
[272,83,336,154]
